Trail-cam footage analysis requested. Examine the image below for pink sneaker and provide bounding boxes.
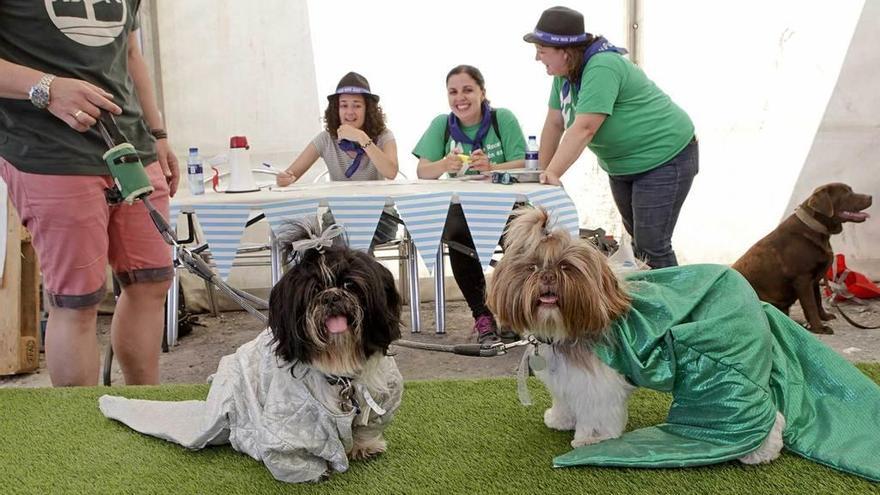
[474,315,501,345]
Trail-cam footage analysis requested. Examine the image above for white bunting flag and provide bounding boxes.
[394,192,453,275]
[456,191,517,271]
[325,196,388,252]
[190,204,253,280]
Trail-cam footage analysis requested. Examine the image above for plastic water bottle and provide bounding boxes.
[187,147,205,195]
[525,135,539,170]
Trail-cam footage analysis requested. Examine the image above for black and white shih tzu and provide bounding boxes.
[99,218,404,483]
[270,217,404,461]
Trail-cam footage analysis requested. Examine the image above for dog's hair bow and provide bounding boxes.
[276,217,348,264]
[288,223,345,254]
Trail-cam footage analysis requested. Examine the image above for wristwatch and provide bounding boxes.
[28,73,56,109]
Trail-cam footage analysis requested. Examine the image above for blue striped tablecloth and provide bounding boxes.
[170,180,579,280]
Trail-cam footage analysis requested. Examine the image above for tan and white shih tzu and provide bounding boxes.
[488,208,636,450]
[100,218,404,483]
[485,207,810,472]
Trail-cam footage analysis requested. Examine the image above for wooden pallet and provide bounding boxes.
[1,198,40,375]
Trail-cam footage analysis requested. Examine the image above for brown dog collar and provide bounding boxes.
[795,206,830,235]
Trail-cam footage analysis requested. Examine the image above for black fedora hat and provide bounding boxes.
[328,71,379,102]
[523,6,589,46]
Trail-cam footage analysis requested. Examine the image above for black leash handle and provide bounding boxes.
[96,110,125,149]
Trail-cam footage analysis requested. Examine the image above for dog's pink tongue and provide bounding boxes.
[539,295,558,304]
[325,316,349,334]
[840,211,870,221]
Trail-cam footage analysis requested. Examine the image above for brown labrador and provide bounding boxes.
[732,183,872,334]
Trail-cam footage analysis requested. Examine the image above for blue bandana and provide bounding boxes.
[561,36,628,100]
[337,139,365,178]
[447,101,492,151]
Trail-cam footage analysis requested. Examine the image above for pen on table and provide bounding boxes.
[261,162,284,174]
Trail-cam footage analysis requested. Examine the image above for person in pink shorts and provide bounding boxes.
[0,1,179,386]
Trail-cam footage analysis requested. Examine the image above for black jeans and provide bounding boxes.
[442,203,492,319]
[608,138,699,268]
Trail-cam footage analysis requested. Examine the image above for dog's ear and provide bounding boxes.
[379,262,403,345]
[352,251,402,356]
[558,243,631,336]
[806,188,835,217]
[268,264,314,365]
[486,259,512,329]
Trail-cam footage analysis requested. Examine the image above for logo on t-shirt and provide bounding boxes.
[45,0,128,47]
[560,88,575,129]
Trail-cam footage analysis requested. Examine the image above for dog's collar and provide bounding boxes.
[324,372,387,423]
[795,206,830,235]
[325,373,354,387]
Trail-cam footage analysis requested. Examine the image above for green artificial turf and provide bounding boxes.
[1,365,878,494]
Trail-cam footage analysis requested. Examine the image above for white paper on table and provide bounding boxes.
[0,180,7,280]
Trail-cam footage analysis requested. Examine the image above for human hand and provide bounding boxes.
[442,150,464,174]
[155,139,180,197]
[336,124,368,145]
[276,170,297,187]
[46,77,122,132]
[540,169,562,185]
[468,149,491,172]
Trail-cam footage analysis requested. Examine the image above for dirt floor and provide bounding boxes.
[2,298,880,388]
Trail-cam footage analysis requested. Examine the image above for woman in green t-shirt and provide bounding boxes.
[525,6,699,268]
[412,65,526,344]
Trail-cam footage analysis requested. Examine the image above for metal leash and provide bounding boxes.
[392,337,533,357]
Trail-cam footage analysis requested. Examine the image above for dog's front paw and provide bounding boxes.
[807,323,834,335]
[349,439,387,461]
[571,433,614,448]
[544,407,575,431]
[819,312,837,322]
[349,430,387,461]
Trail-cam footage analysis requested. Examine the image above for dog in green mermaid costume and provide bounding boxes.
[487,207,880,481]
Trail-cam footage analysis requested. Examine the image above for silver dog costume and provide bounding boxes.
[99,329,403,483]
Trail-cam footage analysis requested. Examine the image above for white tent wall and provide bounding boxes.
[785,1,879,278]
[151,0,321,174]
[641,1,865,265]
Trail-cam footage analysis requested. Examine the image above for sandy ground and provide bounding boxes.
[2,297,879,388]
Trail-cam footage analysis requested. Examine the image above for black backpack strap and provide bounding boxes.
[443,109,503,152]
[490,109,501,142]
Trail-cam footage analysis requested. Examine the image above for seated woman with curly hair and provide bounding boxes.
[276,71,399,247]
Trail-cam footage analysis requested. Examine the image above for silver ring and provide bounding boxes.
[73,110,84,119]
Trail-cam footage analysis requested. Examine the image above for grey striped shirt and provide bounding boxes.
[312,129,395,181]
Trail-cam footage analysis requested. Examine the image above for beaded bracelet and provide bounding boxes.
[150,128,168,140]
